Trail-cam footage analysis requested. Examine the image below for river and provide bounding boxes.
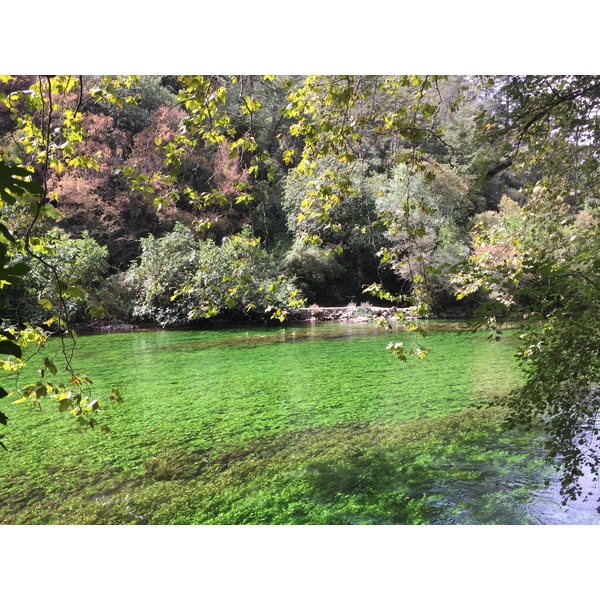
[1,321,598,524]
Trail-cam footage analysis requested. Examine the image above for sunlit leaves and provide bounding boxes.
[241,96,261,115]
[281,75,459,333]
[88,75,139,109]
[287,75,447,172]
[0,78,133,442]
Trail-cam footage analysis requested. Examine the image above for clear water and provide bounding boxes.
[1,321,599,524]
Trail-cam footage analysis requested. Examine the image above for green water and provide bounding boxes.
[1,322,598,524]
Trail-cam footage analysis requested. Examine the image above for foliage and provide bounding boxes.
[0,77,128,437]
[94,271,137,322]
[455,188,600,500]
[374,164,472,314]
[281,237,344,304]
[283,77,451,233]
[282,156,387,301]
[479,76,600,202]
[454,76,600,506]
[285,76,450,171]
[3,229,109,324]
[280,76,486,316]
[0,159,43,441]
[91,75,177,135]
[126,223,304,326]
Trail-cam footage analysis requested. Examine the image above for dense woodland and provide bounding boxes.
[2,75,600,504]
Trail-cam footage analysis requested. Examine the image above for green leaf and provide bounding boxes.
[38,298,53,310]
[4,262,29,277]
[66,285,87,301]
[39,203,65,219]
[44,357,57,376]
[0,223,15,243]
[0,161,45,201]
[0,339,21,358]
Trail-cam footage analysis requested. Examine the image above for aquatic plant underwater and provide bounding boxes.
[1,323,596,524]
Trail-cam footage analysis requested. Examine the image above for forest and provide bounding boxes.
[2,75,600,520]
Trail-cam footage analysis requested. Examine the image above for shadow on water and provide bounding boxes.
[280,416,600,525]
[297,447,540,524]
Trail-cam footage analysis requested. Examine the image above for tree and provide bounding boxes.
[282,156,387,303]
[1,75,452,438]
[0,75,298,437]
[280,74,600,505]
[376,163,471,313]
[0,76,131,438]
[0,160,45,444]
[3,228,109,325]
[455,76,600,506]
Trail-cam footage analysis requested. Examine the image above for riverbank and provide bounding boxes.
[286,305,410,323]
[76,306,415,332]
[74,304,473,332]
[286,305,472,323]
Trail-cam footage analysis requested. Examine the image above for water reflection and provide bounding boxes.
[529,467,600,525]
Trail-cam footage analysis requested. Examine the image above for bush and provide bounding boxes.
[92,75,177,134]
[2,229,109,325]
[95,271,137,322]
[126,223,304,326]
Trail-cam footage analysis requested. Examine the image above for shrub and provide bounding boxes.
[2,229,109,325]
[126,223,304,326]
